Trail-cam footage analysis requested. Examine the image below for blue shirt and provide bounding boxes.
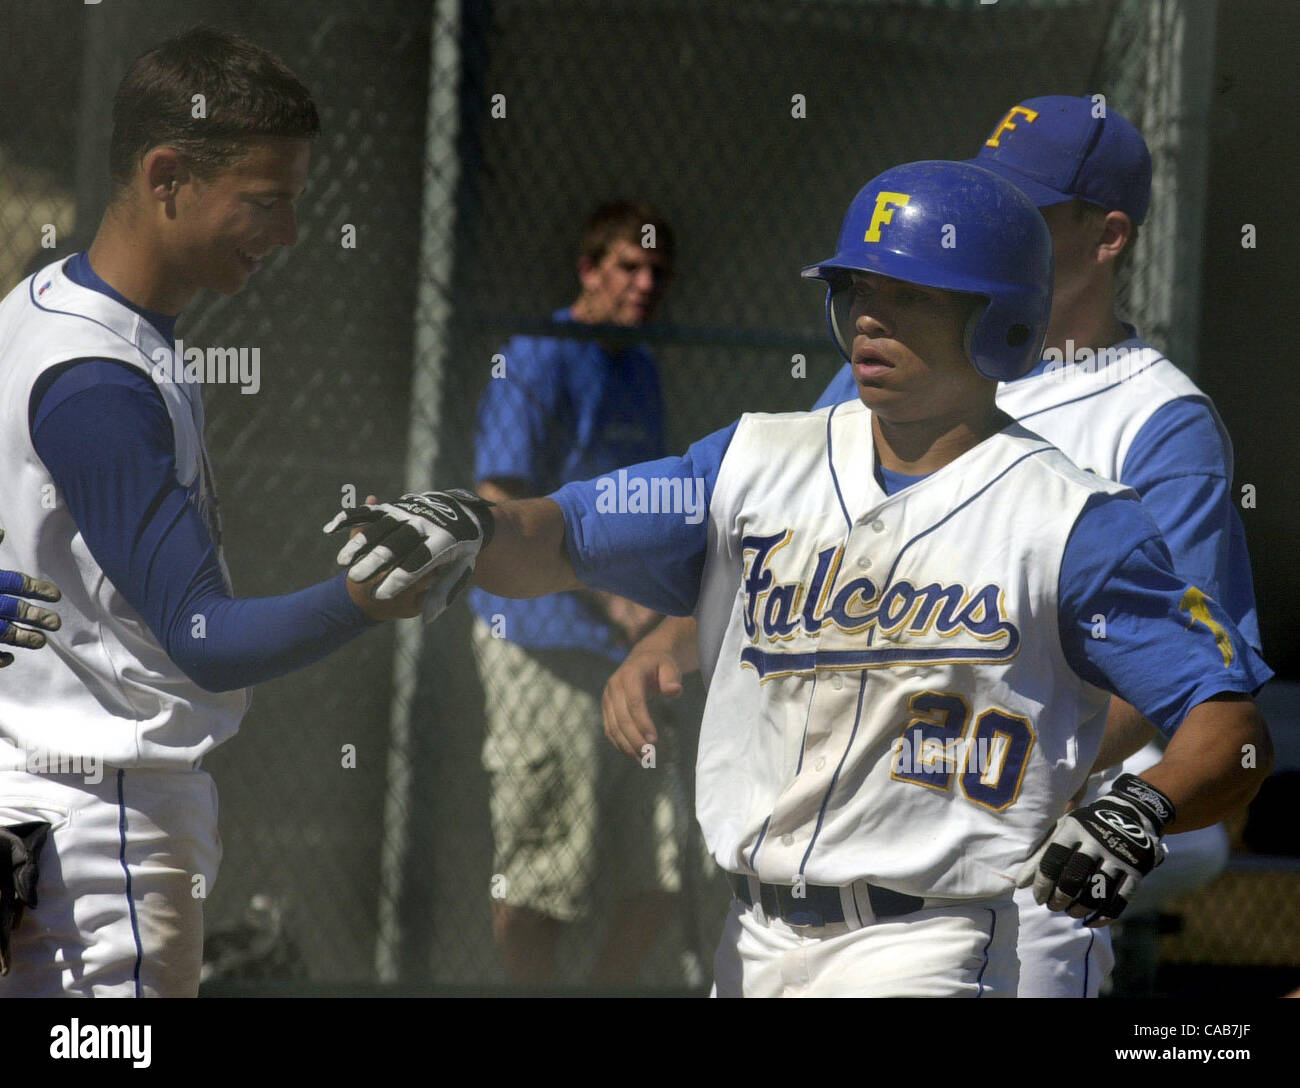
[811,355,1261,651]
[470,308,666,660]
[551,421,1271,737]
[26,252,373,693]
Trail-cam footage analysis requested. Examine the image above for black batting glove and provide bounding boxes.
[1016,773,1174,928]
[323,489,495,617]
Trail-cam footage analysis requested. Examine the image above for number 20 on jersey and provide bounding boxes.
[889,690,1036,811]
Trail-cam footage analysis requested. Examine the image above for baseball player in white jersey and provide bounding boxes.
[973,97,1256,997]
[0,29,439,998]
[802,96,1260,996]
[329,159,1273,997]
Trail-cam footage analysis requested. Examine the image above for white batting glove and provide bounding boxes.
[415,562,476,626]
[1016,773,1174,928]
[322,490,494,613]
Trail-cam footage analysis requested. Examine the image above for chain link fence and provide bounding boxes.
[0,3,80,292]
[2,0,1293,994]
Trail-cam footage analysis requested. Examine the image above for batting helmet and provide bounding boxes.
[801,160,1053,382]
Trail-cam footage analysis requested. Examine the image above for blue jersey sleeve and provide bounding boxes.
[811,364,856,410]
[1058,491,1272,736]
[1121,396,1260,649]
[550,420,739,616]
[474,338,561,491]
[31,361,374,693]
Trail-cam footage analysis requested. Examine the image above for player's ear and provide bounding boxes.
[142,147,189,204]
[1096,211,1133,266]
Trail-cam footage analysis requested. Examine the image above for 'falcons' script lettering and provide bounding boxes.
[737,530,1020,679]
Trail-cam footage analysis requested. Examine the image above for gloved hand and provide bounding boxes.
[1016,773,1174,927]
[0,821,51,975]
[323,490,494,622]
[0,527,62,667]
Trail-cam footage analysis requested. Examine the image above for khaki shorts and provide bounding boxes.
[473,618,679,922]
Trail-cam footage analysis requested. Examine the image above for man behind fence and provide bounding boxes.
[469,202,681,984]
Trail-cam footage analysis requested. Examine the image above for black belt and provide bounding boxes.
[728,872,925,928]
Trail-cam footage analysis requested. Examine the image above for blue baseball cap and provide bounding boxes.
[970,95,1151,224]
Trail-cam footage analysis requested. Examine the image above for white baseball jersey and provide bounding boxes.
[0,259,249,771]
[690,401,1125,898]
[995,342,1228,483]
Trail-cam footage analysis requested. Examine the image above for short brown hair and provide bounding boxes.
[579,201,675,266]
[109,27,320,193]
[1073,199,1139,274]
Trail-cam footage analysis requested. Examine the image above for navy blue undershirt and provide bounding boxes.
[27,252,372,693]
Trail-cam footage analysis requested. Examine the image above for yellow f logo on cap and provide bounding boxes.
[864,191,910,243]
[986,106,1039,148]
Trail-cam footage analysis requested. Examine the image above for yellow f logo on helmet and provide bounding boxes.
[864,192,910,243]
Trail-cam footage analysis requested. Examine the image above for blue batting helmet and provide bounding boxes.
[801,160,1053,382]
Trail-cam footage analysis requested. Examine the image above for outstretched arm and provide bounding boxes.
[32,362,410,693]
[477,479,657,640]
[473,497,583,598]
[331,422,740,623]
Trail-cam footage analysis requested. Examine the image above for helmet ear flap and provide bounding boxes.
[969,290,1047,380]
[966,295,1040,381]
[826,277,855,363]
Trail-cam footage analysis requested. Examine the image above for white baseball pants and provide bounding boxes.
[0,767,220,997]
[712,892,1019,997]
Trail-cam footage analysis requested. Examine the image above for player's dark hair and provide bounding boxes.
[109,27,319,195]
[579,201,676,266]
[1074,200,1139,274]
